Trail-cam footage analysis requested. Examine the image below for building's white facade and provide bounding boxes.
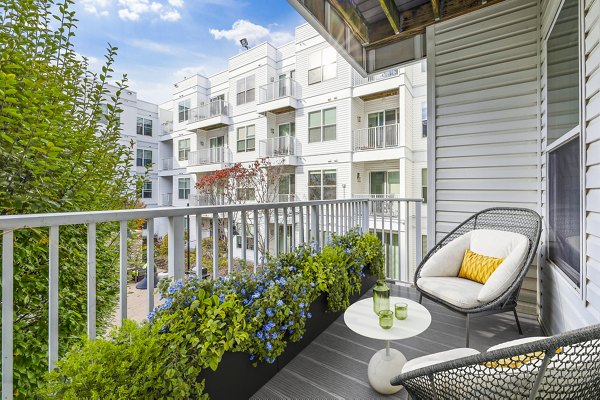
[105,85,161,207]
[156,24,428,267]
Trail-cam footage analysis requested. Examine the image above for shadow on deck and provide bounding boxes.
[252,285,543,399]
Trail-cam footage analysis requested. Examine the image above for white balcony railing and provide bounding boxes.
[0,197,422,396]
[188,147,231,166]
[188,100,230,124]
[352,67,401,86]
[353,194,401,216]
[160,158,173,170]
[277,194,297,202]
[161,121,173,136]
[258,77,300,104]
[352,123,400,151]
[259,136,300,157]
[161,193,173,206]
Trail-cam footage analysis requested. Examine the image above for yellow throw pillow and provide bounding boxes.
[457,249,504,284]
[483,348,561,369]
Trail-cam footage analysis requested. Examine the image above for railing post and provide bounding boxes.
[227,212,234,274]
[362,201,370,234]
[415,200,423,269]
[196,214,203,277]
[2,230,14,399]
[168,216,185,282]
[87,223,96,340]
[146,219,155,314]
[212,214,219,279]
[310,204,319,247]
[119,221,128,324]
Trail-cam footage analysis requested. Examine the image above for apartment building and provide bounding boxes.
[156,23,427,270]
[105,85,160,207]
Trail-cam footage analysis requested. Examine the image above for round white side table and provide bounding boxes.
[343,296,432,394]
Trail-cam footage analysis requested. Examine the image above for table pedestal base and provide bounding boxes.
[367,344,406,394]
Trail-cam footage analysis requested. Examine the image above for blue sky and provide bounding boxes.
[72,0,305,104]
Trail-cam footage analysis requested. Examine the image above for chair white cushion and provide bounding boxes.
[469,229,528,259]
[417,277,483,309]
[419,232,472,277]
[487,336,547,352]
[477,233,529,303]
[402,348,480,374]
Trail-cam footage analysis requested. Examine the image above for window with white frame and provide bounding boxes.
[308,170,336,200]
[178,99,191,123]
[137,117,153,136]
[140,180,152,199]
[308,47,337,84]
[178,138,190,161]
[136,149,152,167]
[308,108,336,143]
[546,0,581,287]
[236,125,255,152]
[178,178,190,200]
[421,103,428,137]
[236,75,255,105]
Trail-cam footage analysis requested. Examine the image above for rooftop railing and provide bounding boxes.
[188,147,232,166]
[352,123,400,151]
[258,136,300,157]
[188,100,230,124]
[0,197,421,397]
[258,77,300,104]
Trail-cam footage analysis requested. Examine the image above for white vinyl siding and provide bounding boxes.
[427,0,540,315]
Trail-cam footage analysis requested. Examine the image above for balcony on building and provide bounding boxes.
[160,193,173,206]
[352,67,403,101]
[187,147,232,173]
[352,123,405,162]
[160,120,173,138]
[257,77,300,115]
[258,136,301,165]
[187,99,231,131]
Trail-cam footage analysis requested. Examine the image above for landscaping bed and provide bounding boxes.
[42,230,384,399]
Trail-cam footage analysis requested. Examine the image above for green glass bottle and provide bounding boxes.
[373,279,390,315]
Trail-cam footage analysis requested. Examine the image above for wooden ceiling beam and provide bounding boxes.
[378,0,402,34]
[329,0,371,43]
[431,0,441,20]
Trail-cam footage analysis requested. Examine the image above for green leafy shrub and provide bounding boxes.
[43,230,384,398]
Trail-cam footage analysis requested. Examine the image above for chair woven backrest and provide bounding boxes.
[415,207,542,310]
[393,323,600,400]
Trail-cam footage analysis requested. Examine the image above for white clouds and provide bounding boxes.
[80,0,182,22]
[160,10,181,21]
[209,20,294,47]
[167,0,184,7]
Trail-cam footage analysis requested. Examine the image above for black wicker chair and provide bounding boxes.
[391,323,600,399]
[415,207,542,346]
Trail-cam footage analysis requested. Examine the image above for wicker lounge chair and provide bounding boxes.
[391,323,600,399]
[415,208,542,346]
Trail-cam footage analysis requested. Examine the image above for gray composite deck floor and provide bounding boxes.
[251,284,543,400]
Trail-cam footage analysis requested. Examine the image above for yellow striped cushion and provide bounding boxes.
[483,348,561,369]
[457,249,504,284]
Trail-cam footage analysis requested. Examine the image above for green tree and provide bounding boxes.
[0,0,140,396]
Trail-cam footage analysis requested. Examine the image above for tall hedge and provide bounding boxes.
[0,0,139,396]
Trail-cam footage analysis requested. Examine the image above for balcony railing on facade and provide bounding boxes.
[161,121,173,136]
[188,147,232,166]
[351,67,401,87]
[160,158,173,171]
[188,100,230,124]
[258,78,300,104]
[161,193,173,206]
[353,194,402,217]
[0,197,422,397]
[258,136,300,158]
[352,123,400,151]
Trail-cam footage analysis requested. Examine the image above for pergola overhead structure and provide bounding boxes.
[288,0,505,76]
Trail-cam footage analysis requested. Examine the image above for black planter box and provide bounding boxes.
[200,274,376,399]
